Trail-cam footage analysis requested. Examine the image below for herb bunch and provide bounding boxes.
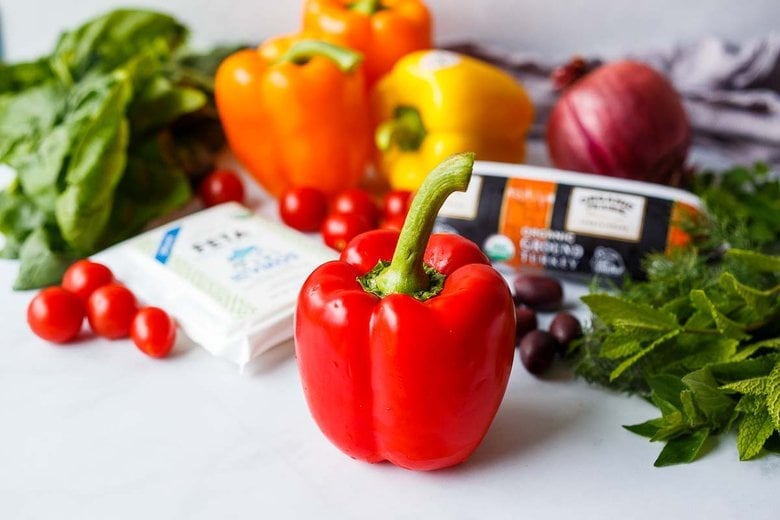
[571,164,780,466]
[0,9,240,290]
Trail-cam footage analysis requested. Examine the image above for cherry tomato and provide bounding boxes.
[87,283,138,339]
[331,188,379,228]
[131,307,176,358]
[61,259,114,303]
[279,186,328,232]
[382,190,412,221]
[380,214,406,232]
[321,213,374,251]
[199,169,245,207]
[27,287,85,343]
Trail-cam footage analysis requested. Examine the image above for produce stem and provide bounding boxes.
[373,152,474,297]
[278,40,363,73]
[350,0,384,15]
[375,106,426,152]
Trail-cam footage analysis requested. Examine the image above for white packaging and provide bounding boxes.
[94,202,336,367]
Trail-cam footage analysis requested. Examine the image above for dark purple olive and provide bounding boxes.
[519,330,559,376]
[515,306,538,341]
[513,273,563,311]
[549,312,582,354]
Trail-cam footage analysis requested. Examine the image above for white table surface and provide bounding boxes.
[2,148,779,520]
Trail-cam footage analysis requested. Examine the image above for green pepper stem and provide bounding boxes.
[278,39,363,73]
[375,106,426,152]
[350,0,384,15]
[373,152,475,296]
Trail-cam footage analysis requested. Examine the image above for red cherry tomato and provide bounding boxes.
[27,287,85,343]
[87,283,138,339]
[61,259,114,303]
[131,307,176,358]
[382,190,412,221]
[279,186,328,232]
[321,213,374,251]
[331,188,379,228]
[199,169,245,207]
[380,214,406,232]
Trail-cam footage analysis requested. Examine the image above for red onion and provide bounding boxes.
[546,59,691,186]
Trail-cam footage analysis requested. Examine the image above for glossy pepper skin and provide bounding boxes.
[302,0,432,87]
[214,36,371,197]
[294,154,516,470]
[372,50,534,191]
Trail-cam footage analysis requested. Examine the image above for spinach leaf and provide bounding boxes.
[49,9,187,85]
[0,59,54,93]
[103,137,192,247]
[0,8,234,289]
[55,72,132,253]
[13,226,74,290]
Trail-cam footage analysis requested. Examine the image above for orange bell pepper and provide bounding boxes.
[302,0,432,86]
[214,36,372,197]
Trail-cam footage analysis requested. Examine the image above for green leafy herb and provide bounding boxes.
[571,163,780,466]
[0,9,242,289]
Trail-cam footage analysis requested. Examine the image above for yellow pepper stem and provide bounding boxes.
[373,152,475,297]
[375,106,426,152]
[278,39,363,73]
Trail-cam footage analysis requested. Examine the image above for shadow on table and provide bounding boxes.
[450,375,589,473]
[241,340,297,376]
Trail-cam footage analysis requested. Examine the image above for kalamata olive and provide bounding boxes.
[513,273,563,311]
[515,306,538,341]
[549,312,582,354]
[519,330,559,376]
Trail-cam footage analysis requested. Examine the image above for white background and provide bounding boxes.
[2,2,780,519]
[1,0,779,61]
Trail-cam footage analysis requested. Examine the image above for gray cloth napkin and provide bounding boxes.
[446,34,780,170]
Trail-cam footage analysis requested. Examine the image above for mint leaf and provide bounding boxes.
[582,294,678,331]
[737,400,774,460]
[599,335,643,360]
[734,338,780,362]
[711,355,779,382]
[767,364,780,431]
[654,429,710,467]
[668,336,739,370]
[624,419,664,438]
[722,376,768,396]
[682,368,736,427]
[689,289,748,340]
[680,390,703,426]
[609,329,681,382]
[719,272,774,309]
[647,374,685,408]
[727,249,780,273]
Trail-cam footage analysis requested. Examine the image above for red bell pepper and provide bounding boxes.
[295,153,516,471]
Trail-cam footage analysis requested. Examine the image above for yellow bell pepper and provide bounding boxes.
[372,50,534,191]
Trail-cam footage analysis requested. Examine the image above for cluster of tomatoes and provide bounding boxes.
[26,260,176,358]
[279,186,413,250]
[198,168,413,252]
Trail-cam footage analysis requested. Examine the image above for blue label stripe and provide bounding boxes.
[155,226,180,264]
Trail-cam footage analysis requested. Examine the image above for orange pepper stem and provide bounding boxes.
[349,0,384,15]
[278,39,363,73]
[375,106,426,152]
[373,152,475,298]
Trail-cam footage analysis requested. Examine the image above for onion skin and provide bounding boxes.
[546,60,691,186]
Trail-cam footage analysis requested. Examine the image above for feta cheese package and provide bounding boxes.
[94,202,336,367]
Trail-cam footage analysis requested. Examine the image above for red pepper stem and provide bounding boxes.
[278,39,363,73]
[350,0,384,15]
[374,152,475,297]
